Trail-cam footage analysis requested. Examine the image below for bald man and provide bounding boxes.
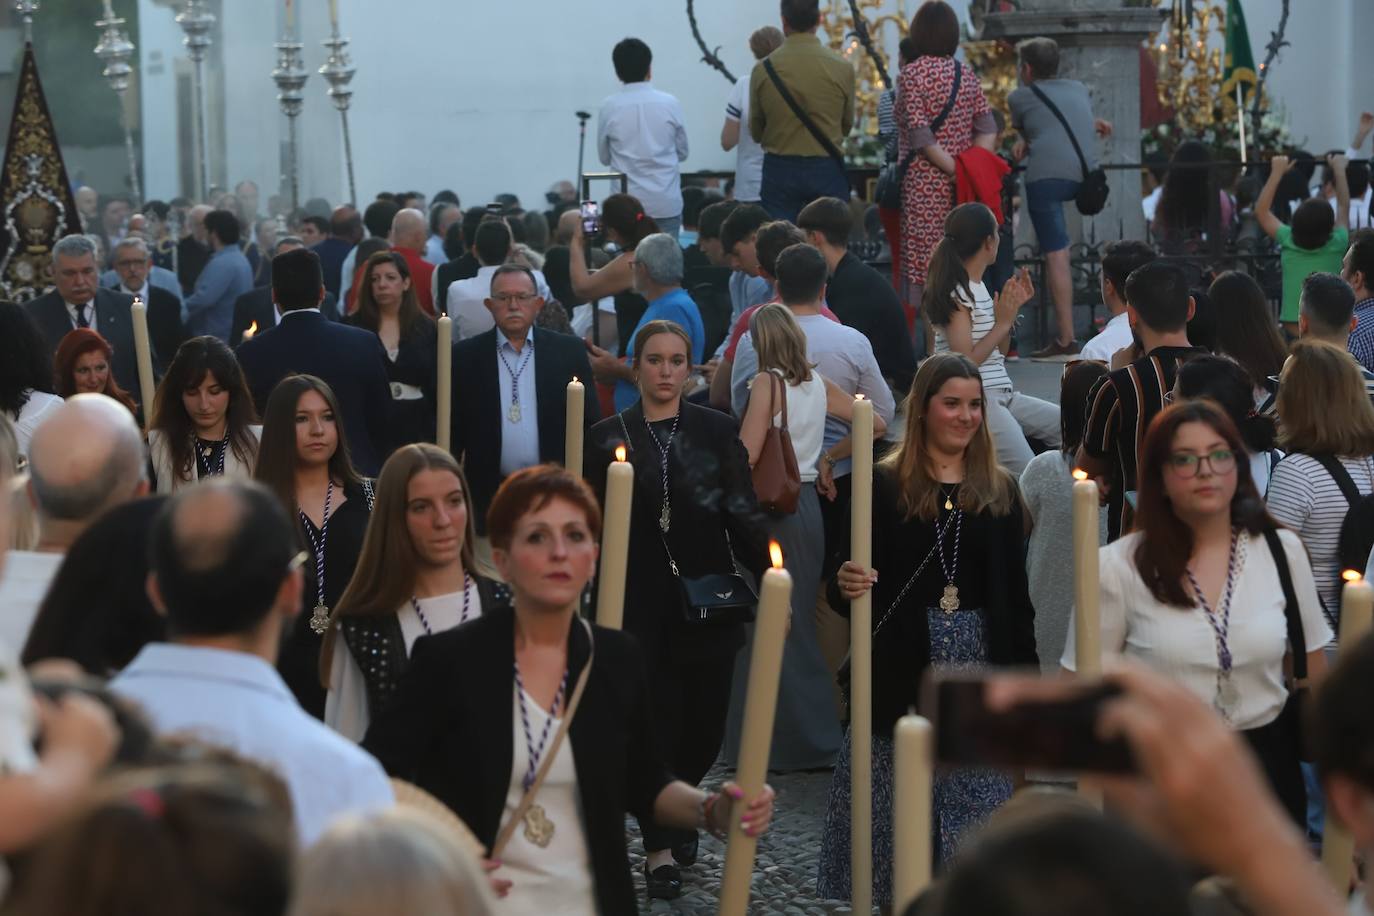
[0,395,149,649]
[386,207,436,314]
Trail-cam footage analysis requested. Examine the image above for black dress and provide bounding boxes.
[345,314,438,453]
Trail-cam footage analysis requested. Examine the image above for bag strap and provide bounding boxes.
[1311,453,1361,505]
[1262,527,1308,682]
[489,616,595,860]
[1027,83,1091,181]
[892,63,963,180]
[762,57,846,168]
[768,371,790,433]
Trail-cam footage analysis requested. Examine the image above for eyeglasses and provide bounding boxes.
[1166,449,1236,478]
[114,259,148,270]
[490,293,537,304]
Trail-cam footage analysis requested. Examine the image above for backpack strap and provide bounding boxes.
[1027,83,1091,182]
[1262,527,1308,682]
[762,57,846,168]
[1312,454,1361,505]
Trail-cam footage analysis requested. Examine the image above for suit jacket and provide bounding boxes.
[26,288,141,394]
[234,310,392,475]
[451,327,600,530]
[229,287,341,347]
[106,282,185,373]
[362,607,673,916]
[433,251,480,315]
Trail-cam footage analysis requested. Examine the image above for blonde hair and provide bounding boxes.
[881,353,1015,521]
[1277,339,1374,456]
[287,808,497,916]
[750,303,814,385]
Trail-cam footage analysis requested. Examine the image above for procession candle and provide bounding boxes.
[1072,470,1102,678]
[892,714,933,911]
[718,542,792,916]
[327,0,338,29]
[129,297,156,430]
[284,0,294,33]
[435,314,452,452]
[1322,570,1374,891]
[849,393,874,916]
[594,446,632,630]
[564,377,584,478]
[102,0,114,19]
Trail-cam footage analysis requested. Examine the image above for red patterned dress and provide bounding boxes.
[897,56,995,291]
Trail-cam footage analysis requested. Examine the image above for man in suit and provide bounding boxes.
[452,264,600,531]
[311,205,360,297]
[107,236,185,372]
[235,247,392,475]
[26,235,143,394]
[230,236,341,346]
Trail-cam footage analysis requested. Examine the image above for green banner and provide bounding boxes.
[1221,0,1258,100]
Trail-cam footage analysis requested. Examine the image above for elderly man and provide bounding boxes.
[183,209,253,343]
[445,220,553,340]
[0,395,149,649]
[586,233,706,411]
[177,203,213,295]
[387,207,436,314]
[26,235,142,393]
[104,236,185,370]
[74,185,99,231]
[425,201,461,266]
[234,179,262,223]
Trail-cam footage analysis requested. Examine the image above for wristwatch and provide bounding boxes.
[821,453,837,470]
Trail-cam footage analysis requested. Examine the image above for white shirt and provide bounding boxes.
[1079,311,1133,363]
[1331,194,1373,231]
[446,265,553,341]
[63,298,99,335]
[1062,530,1333,730]
[0,644,37,775]
[111,643,394,845]
[497,330,541,476]
[1142,185,1162,223]
[497,685,596,916]
[9,391,63,459]
[424,234,448,266]
[325,582,483,742]
[0,550,64,652]
[752,369,827,483]
[597,82,689,220]
[725,75,765,202]
[934,281,1012,392]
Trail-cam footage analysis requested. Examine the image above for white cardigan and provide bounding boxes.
[148,426,261,493]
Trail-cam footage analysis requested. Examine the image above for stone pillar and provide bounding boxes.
[981,1,1166,244]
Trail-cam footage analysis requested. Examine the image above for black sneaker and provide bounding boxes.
[672,834,699,867]
[644,861,682,900]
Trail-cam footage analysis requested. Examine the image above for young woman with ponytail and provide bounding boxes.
[926,202,1059,474]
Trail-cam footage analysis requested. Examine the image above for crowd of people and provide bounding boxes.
[1,0,1374,913]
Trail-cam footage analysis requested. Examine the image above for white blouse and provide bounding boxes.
[1062,529,1332,730]
[325,581,482,742]
[752,368,827,483]
[496,686,596,916]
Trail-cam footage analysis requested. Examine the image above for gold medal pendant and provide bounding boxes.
[508,403,522,423]
[309,604,330,635]
[944,496,954,510]
[523,802,555,847]
[939,584,960,613]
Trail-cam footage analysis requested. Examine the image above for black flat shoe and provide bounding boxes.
[672,834,699,867]
[644,862,682,900]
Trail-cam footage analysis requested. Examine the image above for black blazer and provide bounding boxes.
[451,327,600,531]
[104,282,185,373]
[362,607,674,916]
[26,288,141,394]
[434,251,479,314]
[344,313,438,450]
[235,310,392,475]
[826,252,917,397]
[229,286,341,347]
[585,400,768,665]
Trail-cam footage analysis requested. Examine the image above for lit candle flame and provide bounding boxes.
[614,445,627,463]
[571,375,579,384]
[855,393,866,401]
[1072,468,1089,481]
[1343,569,1364,583]
[242,320,258,340]
[769,540,784,569]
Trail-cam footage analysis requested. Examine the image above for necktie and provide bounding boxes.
[75,304,89,329]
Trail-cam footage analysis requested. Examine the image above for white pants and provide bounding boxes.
[985,388,1061,476]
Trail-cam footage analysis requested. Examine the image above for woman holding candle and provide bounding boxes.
[819,353,1036,903]
[323,443,507,741]
[148,337,260,492]
[1063,399,1332,826]
[584,319,768,899]
[363,464,775,915]
[255,374,374,718]
[53,328,138,417]
[347,251,438,452]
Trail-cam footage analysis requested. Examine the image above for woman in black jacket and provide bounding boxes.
[817,353,1037,906]
[585,319,768,898]
[363,464,774,915]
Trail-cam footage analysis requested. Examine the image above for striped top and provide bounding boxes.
[1266,452,1374,626]
[933,280,1012,392]
[877,86,899,161]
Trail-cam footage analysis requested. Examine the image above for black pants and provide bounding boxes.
[639,652,736,852]
[1241,702,1306,829]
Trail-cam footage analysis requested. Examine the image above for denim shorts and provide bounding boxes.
[1025,178,1080,253]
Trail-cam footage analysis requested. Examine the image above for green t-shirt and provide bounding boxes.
[1277,224,1349,322]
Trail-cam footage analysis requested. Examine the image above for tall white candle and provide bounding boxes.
[849,393,874,915]
[564,376,585,478]
[892,714,933,911]
[284,0,294,33]
[595,446,632,630]
[328,0,338,29]
[435,314,452,452]
[129,296,156,429]
[1322,570,1374,891]
[1072,470,1102,678]
[719,542,791,915]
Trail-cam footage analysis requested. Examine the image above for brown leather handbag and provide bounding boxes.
[751,371,801,514]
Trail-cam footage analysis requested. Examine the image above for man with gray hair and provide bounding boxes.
[102,234,183,305]
[387,207,436,314]
[586,232,706,411]
[25,235,143,394]
[104,235,185,370]
[0,394,149,650]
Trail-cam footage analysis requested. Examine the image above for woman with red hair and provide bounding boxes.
[53,328,138,415]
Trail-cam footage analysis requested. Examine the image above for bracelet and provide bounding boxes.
[822,453,837,470]
[701,792,729,840]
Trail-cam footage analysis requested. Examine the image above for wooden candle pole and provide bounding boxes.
[129,296,156,430]
[850,394,875,914]
[892,714,933,912]
[1322,570,1374,891]
[564,377,585,478]
[718,542,792,915]
[595,445,632,630]
[436,313,452,452]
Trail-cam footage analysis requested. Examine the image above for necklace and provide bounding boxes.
[301,480,335,636]
[512,661,569,848]
[496,339,534,423]
[940,482,958,511]
[643,409,682,533]
[194,432,229,479]
[410,573,473,635]
[1186,529,1243,722]
[935,497,964,613]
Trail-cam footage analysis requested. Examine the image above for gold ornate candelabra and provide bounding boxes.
[820,0,911,137]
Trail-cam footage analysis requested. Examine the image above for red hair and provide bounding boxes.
[486,464,602,553]
[54,328,138,415]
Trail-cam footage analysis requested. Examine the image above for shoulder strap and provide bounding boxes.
[489,617,595,860]
[1262,528,1308,681]
[1027,83,1091,180]
[762,57,846,167]
[892,63,963,177]
[770,371,790,432]
[1312,454,1361,505]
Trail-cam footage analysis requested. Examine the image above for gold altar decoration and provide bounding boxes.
[821,0,912,139]
[1151,0,1263,140]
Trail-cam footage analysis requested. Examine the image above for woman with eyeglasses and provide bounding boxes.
[1063,399,1331,826]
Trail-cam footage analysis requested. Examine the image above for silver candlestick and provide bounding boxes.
[175,0,214,202]
[14,0,38,44]
[271,39,308,214]
[319,29,357,205]
[94,2,140,205]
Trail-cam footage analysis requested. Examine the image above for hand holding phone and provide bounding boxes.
[579,200,601,238]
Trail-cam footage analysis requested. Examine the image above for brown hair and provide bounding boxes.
[750,303,814,385]
[1277,339,1374,456]
[253,374,362,532]
[485,464,602,553]
[53,328,137,414]
[924,203,999,328]
[150,336,260,485]
[1060,361,1109,455]
[600,193,660,248]
[749,26,783,60]
[1208,271,1288,387]
[1017,37,1059,80]
[755,220,808,279]
[908,0,960,58]
[631,319,692,369]
[1133,400,1275,607]
[353,250,431,338]
[881,352,1015,521]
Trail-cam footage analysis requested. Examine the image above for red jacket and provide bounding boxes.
[955,147,1011,224]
